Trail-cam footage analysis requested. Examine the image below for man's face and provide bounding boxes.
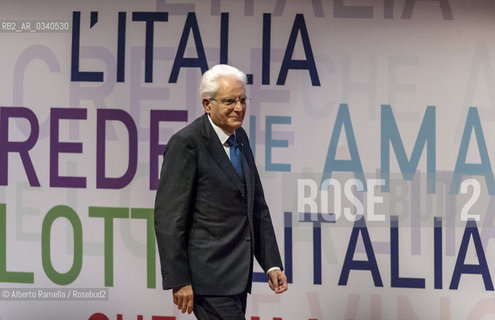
[203,76,246,135]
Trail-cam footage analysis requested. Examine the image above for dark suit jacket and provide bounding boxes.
[154,114,283,296]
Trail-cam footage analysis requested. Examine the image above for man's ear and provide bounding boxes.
[202,97,211,113]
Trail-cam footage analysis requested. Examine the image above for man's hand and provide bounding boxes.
[172,285,194,314]
[268,269,288,294]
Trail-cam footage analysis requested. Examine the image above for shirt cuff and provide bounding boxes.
[266,267,281,274]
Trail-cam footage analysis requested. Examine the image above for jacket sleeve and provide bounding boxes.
[251,165,284,273]
[154,133,196,290]
[237,128,284,273]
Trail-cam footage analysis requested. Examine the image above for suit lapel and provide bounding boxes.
[200,115,245,193]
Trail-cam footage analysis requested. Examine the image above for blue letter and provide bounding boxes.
[390,216,425,288]
[132,12,169,83]
[71,12,104,82]
[277,14,320,86]
[262,13,271,85]
[169,12,208,83]
[338,218,383,286]
[117,12,126,82]
[449,220,493,290]
[220,13,228,64]
[434,217,443,289]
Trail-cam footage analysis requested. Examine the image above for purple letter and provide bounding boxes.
[0,107,40,186]
[97,109,137,189]
[50,108,87,188]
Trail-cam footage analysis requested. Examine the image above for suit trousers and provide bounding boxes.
[193,292,247,320]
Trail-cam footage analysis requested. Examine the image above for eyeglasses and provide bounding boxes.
[210,96,249,108]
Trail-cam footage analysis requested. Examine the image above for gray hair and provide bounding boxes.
[199,64,247,99]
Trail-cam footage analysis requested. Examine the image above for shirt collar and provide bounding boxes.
[207,114,232,145]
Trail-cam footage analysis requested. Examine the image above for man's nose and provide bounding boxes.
[233,100,244,111]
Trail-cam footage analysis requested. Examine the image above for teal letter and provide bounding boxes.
[41,205,82,285]
[381,105,436,193]
[266,116,291,172]
[322,104,365,186]
[450,107,495,195]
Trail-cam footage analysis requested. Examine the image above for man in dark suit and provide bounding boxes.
[154,64,287,319]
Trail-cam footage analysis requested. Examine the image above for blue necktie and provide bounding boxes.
[227,135,244,179]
